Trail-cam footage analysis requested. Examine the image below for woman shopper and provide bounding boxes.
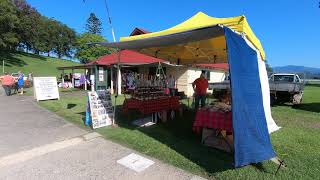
[17,71,24,95]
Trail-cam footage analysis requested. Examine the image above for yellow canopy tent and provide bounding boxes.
[118,12,265,64]
[95,12,281,168]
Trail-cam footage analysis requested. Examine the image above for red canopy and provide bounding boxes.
[87,50,165,66]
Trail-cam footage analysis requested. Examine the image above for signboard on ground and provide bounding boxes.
[88,90,113,129]
[33,77,59,101]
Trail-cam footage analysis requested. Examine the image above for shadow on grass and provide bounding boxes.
[272,102,320,113]
[0,51,46,68]
[251,163,275,175]
[293,103,320,113]
[67,103,77,109]
[306,84,320,88]
[115,105,234,174]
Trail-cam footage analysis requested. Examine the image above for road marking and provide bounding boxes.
[117,153,154,172]
[0,132,99,168]
[190,175,207,180]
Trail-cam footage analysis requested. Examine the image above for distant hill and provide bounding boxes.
[0,51,80,77]
[273,65,320,79]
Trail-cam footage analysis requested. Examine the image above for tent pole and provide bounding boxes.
[110,67,114,94]
[72,69,74,88]
[62,70,65,84]
[84,69,87,90]
[113,49,121,126]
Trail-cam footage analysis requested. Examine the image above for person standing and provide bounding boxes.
[0,72,15,96]
[28,72,33,86]
[192,71,208,110]
[168,75,176,96]
[17,71,24,95]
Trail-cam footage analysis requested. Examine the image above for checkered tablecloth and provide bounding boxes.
[193,108,233,133]
[122,96,180,115]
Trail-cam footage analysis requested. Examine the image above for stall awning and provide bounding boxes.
[95,12,265,64]
[87,50,166,66]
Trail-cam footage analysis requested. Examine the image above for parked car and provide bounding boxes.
[269,73,304,105]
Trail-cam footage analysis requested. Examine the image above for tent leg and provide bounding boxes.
[62,70,65,84]
[84,69,87,90]
[111,67,114,94]
[72,69,74,88]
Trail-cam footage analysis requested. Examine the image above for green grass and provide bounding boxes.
[0,51,80,76]
[38,85,320,179]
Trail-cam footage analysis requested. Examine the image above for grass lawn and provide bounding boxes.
[37,85,320,179]
[0,51,79,76]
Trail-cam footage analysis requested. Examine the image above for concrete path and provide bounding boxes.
[0,94,204,180]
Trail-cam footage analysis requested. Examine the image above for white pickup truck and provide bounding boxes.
[269,73,304,105]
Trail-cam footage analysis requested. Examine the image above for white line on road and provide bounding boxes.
[0,132,100,168]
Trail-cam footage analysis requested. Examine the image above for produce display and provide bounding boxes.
[132,86,167,100]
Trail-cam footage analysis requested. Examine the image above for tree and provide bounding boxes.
[14,0,43,53]
[36,17,56,56]
[0,0,20,50]
[266,61,273,73]
[75,33,113,63]
[85,13,102,35]
[51,21,76,58]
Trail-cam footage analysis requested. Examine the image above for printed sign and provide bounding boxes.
[88,90,113,129]
[33,77,59,101]
[98,67,104,81]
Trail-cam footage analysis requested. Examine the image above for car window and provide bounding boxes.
[274,75,294,82]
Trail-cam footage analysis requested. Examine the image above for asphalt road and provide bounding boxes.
[0,91,205,180]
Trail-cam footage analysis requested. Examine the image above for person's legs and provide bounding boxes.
[170,88,175,96]
[3,85,11,96]
[200,95,206,107]
[195,95,200,110]
[20,87,24,95]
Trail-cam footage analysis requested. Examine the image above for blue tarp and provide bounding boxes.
[224,27,276,167]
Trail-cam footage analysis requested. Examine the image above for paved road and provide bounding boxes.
[0,92,204,180]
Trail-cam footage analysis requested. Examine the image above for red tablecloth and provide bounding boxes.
[193,108,233,133]
[123,96,180,115]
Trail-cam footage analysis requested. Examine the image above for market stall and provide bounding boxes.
[96,12,281,168]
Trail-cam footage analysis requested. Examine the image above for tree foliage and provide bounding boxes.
[85,13,102,35]
[0,0,20,50]
[266,61,273,73]
[75,33,113,63]
[0,0,76,58]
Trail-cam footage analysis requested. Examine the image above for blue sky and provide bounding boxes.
[27,0,320,67]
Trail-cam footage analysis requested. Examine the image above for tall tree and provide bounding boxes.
[75,33,113,63]
[13,0,43,53]
[85,13,102,35]
[51,21,76,58]
[35,17,57,56]
[0,0,20,50]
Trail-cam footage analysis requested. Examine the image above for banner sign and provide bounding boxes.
[98,67,104,82]
[33,77,60,101]
[88,90,113,129]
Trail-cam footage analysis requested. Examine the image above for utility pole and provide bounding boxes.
[103,0,116,42]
